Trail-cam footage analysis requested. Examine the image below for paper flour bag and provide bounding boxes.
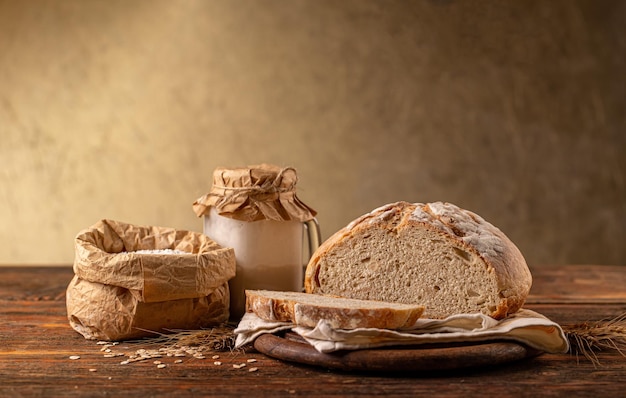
[66,219,236,340]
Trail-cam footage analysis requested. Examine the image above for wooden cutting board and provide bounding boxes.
[254,332,542,373]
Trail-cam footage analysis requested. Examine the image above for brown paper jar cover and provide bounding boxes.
[192,164,317,222]
[66,219,236,340]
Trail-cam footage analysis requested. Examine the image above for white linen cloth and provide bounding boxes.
[234,308,569,354]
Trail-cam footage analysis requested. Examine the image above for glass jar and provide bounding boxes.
[193,164,320,319]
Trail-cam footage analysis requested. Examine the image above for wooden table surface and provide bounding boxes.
[1,264,625,397]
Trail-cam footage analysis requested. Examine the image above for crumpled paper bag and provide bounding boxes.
[66,219,236,341]
[234,309,569,354]
[67,276,230,341]
[192,164,316,222]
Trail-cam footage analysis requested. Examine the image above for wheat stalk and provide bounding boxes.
[138,323,239,353]
[95,324,248,367]
[562,312,626,366]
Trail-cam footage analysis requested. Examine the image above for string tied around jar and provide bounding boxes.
[211,166,297,207]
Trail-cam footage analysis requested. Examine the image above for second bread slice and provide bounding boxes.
[245,290,424,330]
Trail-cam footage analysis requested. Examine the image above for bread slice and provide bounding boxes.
[245,290,425,329]
[304,201,532,320]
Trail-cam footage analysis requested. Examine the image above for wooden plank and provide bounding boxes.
[1,265,625,397]
[0,266,72,301]
[528,264,626,303]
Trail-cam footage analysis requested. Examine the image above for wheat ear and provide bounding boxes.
[562,312,626,366]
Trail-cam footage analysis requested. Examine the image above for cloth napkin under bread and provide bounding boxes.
[234,308,569,354]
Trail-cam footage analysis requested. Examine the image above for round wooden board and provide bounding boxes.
[254,332,543,373]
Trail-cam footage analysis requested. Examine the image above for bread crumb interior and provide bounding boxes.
[314,226,501,319]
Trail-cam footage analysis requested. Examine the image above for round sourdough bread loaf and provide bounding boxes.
[304,202,532,320]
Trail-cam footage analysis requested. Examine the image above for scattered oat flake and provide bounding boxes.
[247,359,257,363]
[213,361,222,366]
[211,355,220,359]
[153,360,162,365]
[157,364,167,369]
[233,363,246,369]
[249,367,258,372]
[120,360,130,365]
[104,353,122,358]
[89,368,97,372]
[69,356,80,360]
[174,359,183,364]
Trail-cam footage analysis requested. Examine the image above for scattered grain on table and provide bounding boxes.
[90,324,263,370]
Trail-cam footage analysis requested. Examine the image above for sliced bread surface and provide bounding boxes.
[304,201,532,320]
[245,289,425,329]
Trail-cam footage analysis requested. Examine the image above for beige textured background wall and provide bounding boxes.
[1,0,624,266]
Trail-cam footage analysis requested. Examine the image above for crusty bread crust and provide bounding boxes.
[245,290,424,329]
[304,202,532,320]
